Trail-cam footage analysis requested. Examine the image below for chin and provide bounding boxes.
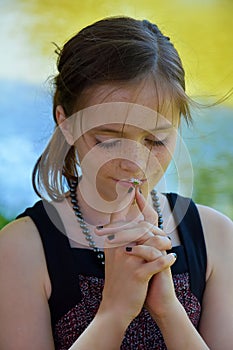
[98,177,131,201]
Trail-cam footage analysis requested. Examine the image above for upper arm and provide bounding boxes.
[197,205,233,349]
[0,217,55,350]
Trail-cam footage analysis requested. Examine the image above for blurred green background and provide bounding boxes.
[0,0,233,229]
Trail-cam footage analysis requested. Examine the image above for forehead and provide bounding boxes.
[72,78,180,135]
[79,78,179,114]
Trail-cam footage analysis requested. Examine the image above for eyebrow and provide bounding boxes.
[94,125,173,134]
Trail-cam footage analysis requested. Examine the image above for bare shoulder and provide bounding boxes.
[197,206,233,347]
[0,216,44,259]
[0,218,55,348]
[197,204,233,239]
[0,216,51,298]
[1,215,39,241]
[196,204,233,278]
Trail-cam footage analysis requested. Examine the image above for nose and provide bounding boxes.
[118,141,149,176]
[119,159,143,175]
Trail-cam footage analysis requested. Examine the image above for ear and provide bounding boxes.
[55,105,74,145]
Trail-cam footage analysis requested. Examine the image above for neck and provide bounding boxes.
[75,181,166,227]
[76,185,111,226]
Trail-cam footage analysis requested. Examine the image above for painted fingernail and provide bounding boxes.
[96,225,104,230]
[128,187,134,193]
[172,252,177,259]
[167,236,171,240]
[108,234,115,240]
[126,246,132,252]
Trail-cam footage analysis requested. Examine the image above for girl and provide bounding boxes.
[0,16,232,350]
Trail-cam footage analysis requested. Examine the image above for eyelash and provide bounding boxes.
[145,139,167,147]
[95,138,167,149]
[96,140,120,149]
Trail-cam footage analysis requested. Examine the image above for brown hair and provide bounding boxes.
[33,16,192,200]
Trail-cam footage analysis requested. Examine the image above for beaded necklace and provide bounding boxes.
[69,179,163,265]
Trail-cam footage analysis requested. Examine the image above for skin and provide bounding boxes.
[57,78,179,225]
[0,78,233,349]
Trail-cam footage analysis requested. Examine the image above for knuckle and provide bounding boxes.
[155,235,171,249]
[147,247,159,261]
[139,221,153,232]
[148,235,162,248]
[155,255,170,270]
[152,235,161,243]
[137,222,149,234]
[134,267,148,282]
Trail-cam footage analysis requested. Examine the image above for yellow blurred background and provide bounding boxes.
[2,0,233,99]
[0,0,233,224]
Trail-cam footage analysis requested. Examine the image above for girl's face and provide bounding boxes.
[73,78,180,202]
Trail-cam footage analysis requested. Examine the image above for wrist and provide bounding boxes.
[70,305,130,350]
[149,300,210,350]
[149,297,182,323]
[97,302,132,333]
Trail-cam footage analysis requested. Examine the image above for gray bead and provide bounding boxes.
[82,228,90,234]
[85,235,93,241]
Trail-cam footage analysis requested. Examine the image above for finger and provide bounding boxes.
[94,220,139,236]
[136,253,177,280]
[141,235,172,250]
[104,226,155,247]
[94,187,136,237]
[125,245,163,262]
[135,187,158,225]
[95,220,166,241]
[104,225,171,248]
[110,186,136,224]
[106,231,171,249]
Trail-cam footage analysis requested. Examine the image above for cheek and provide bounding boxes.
[75,137,104,166]
[80,149,117,179]
[149,150,171,172]
[149,140,176,172]
[96,160,115,175]
[158,151,173,170]
[160,136,177,163]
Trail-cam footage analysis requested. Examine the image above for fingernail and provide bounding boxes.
[126,246,132,252]
[128,187,134,193]
[167,236,171,240]
[172,252,177,259]
[96,225,103,230]
[108,234,115,241]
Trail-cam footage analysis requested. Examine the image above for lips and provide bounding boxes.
[128,178,143,185]
[113,178,146,186]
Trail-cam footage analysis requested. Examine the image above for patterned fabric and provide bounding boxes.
[54,273,201,350]
[16,195,206,349]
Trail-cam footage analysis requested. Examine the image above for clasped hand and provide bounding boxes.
[94,187,177,326]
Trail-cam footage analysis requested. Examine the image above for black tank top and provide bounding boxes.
[17,193,207,348]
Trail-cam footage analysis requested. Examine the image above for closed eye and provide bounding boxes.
[95,138,121,149]
[145,138,168,147]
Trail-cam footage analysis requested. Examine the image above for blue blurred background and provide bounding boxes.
[0,0,232,226]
